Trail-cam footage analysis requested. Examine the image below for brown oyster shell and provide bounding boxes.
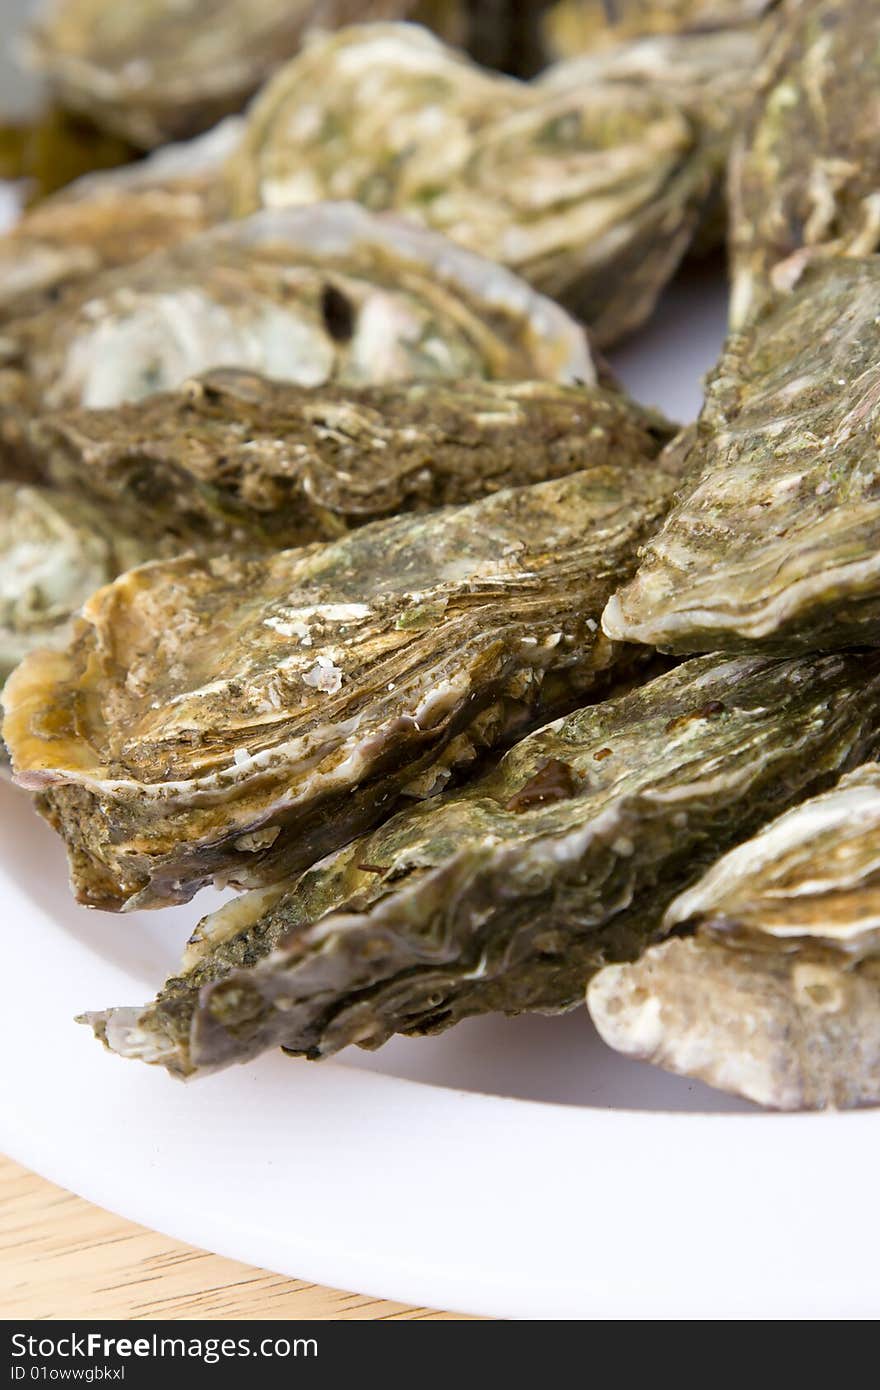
[77,651,880,1075]
[3,452,685,910]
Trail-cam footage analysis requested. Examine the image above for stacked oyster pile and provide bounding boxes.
[2,0,880,1110]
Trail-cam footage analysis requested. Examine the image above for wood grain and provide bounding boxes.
[0,1156,465,1320]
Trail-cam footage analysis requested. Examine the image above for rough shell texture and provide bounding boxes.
[4,456,686,910]
[729,0,880,329]
[588,764,880,1110]
[24,1,417,148]
[542,0,774,60]
[30,369,674,551]
[80,651,880,1075]
[0,119,240,317]
[0,202,595,431]
[224,23,720,345]
[537,26,767,256]
[602,258,880,656]
[539,26,763,172]
[0,483,150,682]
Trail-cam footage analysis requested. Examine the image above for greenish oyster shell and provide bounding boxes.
[24,1,418,149]
[0,482,150,682]
[3,456,686,911]
[589,764,880,1110]
[729,0,880,330]
[603,258,880,656]
[539,26,763,176]
[542,0,775,59]
[525,28,761,330]
[224,23,719,345]
[0,202,595,429]
[80,651,880,1076]
[0,118,240,317]
[226,24,530,217]
[30,369,674,551]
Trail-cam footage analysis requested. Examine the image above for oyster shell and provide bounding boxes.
[542,0,775,60]
[79,651,880,1076]
[0,202,595,430]
[224,23,720,345]
[602,258,880,656]
[30,369,673,551]
[0,118,240,316]
[729,0,880,329]
[224,25,529,217]
[588,764,880,1110]
[0,482,149,682]
[24,1,418,148]
[3,455,686,911]
[539,26,762,171]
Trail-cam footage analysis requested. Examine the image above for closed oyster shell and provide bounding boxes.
[225,24,530,217]
[0,482,150,681]
[539,26,762,170]
[24,1,418,148]
[729,0,880,329]
[588,764,880,1110]
[224,23,719,344]
[0,118,240,316]
[602,258,880,655]
[30,369,674,551]
[80,651,880,1076]
[0,202,595,430]
[3,456,686,910]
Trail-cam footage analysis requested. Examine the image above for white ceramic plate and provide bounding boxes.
[4,263,880,1320]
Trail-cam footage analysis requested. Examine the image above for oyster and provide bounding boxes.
[538,27,763,172]
[79,651,880,1075]
[588,764,880,1110]
[0,482,149,682]
[4,453,686,910]
[30,370,673,551]
[0,202,595,428]
[224,25,529,217]
[602,258,880,656]
[225,23,720,344]
[542,1,775,59]
[729,0,880,329]
[0,118,240,316]
[24,1,418,148]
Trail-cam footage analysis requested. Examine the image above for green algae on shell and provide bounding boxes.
[80,650,880,1075]
[3,453,685,910]
[588,764,880,1110]
[602,258,880,656]
[30,369,674,552]
[729,0,880,329]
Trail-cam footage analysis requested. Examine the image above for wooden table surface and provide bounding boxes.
[0,1156,464,1320]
